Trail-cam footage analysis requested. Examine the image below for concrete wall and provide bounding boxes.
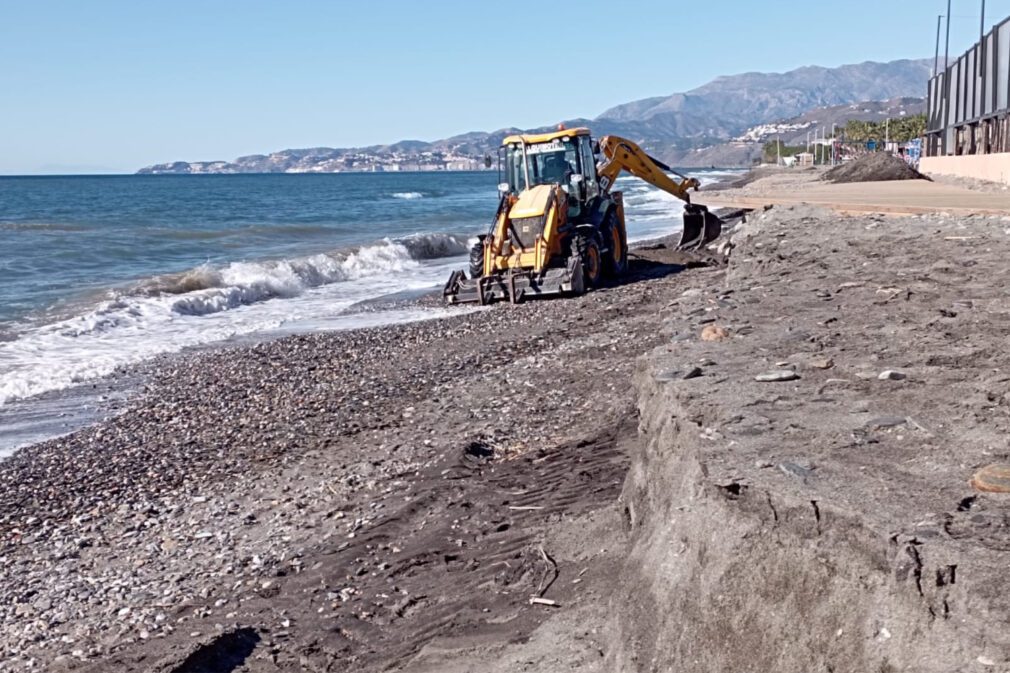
[920,153,1010,185]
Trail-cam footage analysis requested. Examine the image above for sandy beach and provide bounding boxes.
[4,168,1010,671]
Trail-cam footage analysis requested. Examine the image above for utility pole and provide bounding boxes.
[981,0,986,43]
[943,0,952,155]
[934,14,943,75]
[776,134,781,166]
[944,0,952,70]
[980,0,987,129]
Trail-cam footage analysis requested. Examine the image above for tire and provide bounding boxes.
[468,240,484,278]
[572,234,603,289]
[602,211,628,278]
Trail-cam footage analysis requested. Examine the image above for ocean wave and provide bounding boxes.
[391,192,424,200]
[0,221,93,232]
[0,231,473,407]
[398,232,470,259]
[113,232,471,319]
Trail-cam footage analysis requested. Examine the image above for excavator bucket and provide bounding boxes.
[678,204,723,251]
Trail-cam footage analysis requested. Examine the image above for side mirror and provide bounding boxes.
[592,141,601,155]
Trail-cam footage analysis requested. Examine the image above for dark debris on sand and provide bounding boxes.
[822,152,929,184]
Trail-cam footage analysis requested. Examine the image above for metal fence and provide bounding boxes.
[926,14,1010,157]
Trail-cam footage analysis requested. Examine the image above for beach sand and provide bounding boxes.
[4,175,1010,670]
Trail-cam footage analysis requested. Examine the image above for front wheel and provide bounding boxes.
[602,212,628,278]
[572,235,603,289]
[468,240,484,278]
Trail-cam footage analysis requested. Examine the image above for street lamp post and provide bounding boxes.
[944,0,951,68]
[943,0,952,155]
[934,14,943,75]
[981,0,986,43]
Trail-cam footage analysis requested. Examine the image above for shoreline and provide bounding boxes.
[0,168,744,424]
[0,218,734,459]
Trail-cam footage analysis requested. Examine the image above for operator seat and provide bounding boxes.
[541,155,566,184]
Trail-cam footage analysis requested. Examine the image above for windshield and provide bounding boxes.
[505,138,581,192]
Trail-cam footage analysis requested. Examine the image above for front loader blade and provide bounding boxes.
[678,204,723,251]
[443,270,485,305]
[443,263,583,306]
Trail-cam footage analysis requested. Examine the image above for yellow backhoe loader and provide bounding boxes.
[443,127,722,305]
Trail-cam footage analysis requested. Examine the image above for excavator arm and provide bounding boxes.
[595,135,721,250]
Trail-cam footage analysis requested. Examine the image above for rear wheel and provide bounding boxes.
[572,235,603,289]
[602,211,628,278]
[468,240,484,278]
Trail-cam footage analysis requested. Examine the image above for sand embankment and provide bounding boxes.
[611,204,1010,671]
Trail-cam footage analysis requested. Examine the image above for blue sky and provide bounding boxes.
[1,0,1006,174]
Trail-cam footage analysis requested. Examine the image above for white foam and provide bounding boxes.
[392,192,424,199]
[0,236,471,407]
[621,169,745,242]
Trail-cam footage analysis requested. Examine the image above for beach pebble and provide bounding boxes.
[778,462,814,479]
[878,370,906,381]
[755,371,800,382]
[701,325,729,342]
[865,416,907,429]
[970,464,1010,493]
[808,357,834,370]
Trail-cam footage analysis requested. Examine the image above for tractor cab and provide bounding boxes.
[499,128,600,218]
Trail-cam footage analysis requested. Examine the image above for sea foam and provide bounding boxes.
[0,232,471,406]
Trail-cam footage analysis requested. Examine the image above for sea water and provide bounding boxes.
[0,169,739,431]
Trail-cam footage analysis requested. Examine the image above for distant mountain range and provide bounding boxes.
[138,58,932,174]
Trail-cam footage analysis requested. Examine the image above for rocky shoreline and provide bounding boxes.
[5,193,1010,671]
